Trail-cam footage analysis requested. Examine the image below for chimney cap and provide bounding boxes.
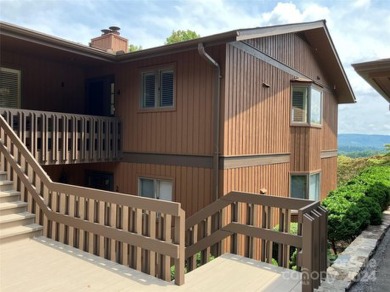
[101,29,111,35]
[109,26,120,32]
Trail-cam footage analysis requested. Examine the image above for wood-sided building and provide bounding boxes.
[0,20,355,218]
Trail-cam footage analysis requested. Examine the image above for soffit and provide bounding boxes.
[353,59,390,102]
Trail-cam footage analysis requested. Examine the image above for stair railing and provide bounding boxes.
[185,191,327,292]
[0,115,185,285]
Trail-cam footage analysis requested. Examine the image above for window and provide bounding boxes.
[141,67,174,109]
[291,84,322,126]
[138,178,173,201]
[0,67,21,108]
[290,173,320,201]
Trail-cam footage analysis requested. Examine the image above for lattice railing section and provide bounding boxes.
[0,108,121,165]
[0,115,185,285]
[185,191,328,292]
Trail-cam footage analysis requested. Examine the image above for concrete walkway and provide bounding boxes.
[0,236,302,291]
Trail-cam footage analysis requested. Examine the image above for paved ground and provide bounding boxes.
[1,236,302,292]
[349,227,390,292]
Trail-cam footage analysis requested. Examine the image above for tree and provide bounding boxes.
[165,30,200,45]
[128,44,142,52]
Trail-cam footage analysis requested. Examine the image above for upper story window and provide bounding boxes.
[0,67,21,108]
[291,84,322,126]
[141,66,175,109]
[290,172,320,201]
[138,177,173,201]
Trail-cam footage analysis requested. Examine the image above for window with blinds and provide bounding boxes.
[0,67,21,108]
[291,87,307,123]
[141,67,174,109]
[291,84,322,126]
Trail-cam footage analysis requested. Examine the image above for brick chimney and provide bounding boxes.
[90,26,128,54]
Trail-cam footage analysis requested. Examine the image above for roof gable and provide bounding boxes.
[0,20,355,103]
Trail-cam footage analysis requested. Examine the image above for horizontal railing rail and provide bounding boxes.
[0,114,185,285]
[185,190,327,292]
[0,107,121,165]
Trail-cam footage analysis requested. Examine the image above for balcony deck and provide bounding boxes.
[0,237,301,292]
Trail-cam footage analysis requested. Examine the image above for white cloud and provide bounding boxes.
[260,2,330,25]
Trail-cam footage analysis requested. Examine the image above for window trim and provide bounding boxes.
[139,64,176,112]
[0,67,21,109]
[290,171,321,201]
[291,82,323,127]
[138,176,174,201]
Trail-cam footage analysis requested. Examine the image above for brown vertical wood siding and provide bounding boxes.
[0,50,86,113]
[223,44,291,156]
[87,46,225,156]
[112,163,212,217]
[243,33,331,87]
[221,163,289,197]
[224,32,340,200]
[320,157,337,200]
[44,162,213,218]
[322,91,338,151]
[290,127,322,172]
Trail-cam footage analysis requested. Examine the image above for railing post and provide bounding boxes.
[318,206,328,280]
[174,209,185,285]
[301,213,314,292]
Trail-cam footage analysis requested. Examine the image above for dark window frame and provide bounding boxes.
[140,65,175,111]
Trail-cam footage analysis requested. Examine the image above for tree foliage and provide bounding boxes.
[165,29,200,44]
[128,44,142,52]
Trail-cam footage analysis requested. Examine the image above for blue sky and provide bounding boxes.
[0,0,389,135]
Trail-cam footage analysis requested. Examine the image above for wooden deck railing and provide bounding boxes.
[185,191,327,292]
[0,107,121,165]
[0,115,185,285]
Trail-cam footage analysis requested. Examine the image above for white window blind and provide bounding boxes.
[292,87,307,123]
[0,67,20,108]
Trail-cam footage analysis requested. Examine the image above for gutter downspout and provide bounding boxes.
[198,43,221,201]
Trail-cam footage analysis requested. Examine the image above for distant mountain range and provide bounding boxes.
[338,134,390,153]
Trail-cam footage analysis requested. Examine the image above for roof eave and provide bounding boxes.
[0,21,116,62]
[353,59,390,102]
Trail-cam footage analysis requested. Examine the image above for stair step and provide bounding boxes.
[0,224,43,244]
[0,201,28,215]
[0,190,21,203]
[0,180,14,191]
[0,212,36,229]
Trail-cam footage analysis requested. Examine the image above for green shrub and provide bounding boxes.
[323,165,390,254]
[272,222,298,269]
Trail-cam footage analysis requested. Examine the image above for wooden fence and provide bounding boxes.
[185,191,328,292]
[0,114,185,285]
[0,107,121,165]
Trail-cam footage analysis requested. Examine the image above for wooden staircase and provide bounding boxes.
[0,171,42,244]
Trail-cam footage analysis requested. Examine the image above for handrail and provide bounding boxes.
[184,190,327,292]
[0,107,121,165]
[186,191,315,229]
[0,114,185,285]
